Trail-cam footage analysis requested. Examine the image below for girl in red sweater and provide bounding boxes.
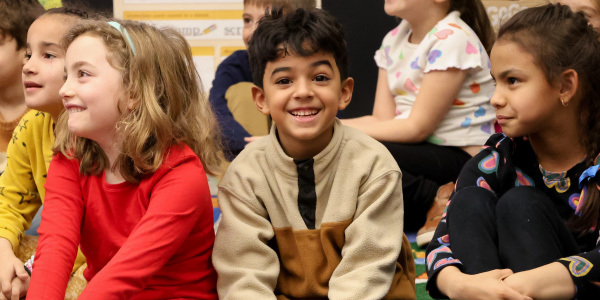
[27,19,222,300]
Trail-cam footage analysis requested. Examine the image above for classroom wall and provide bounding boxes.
[113,0,322,93]
[112,0,546,117]
[114,0,248,93]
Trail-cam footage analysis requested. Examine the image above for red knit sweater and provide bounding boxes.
[27,144,217,300]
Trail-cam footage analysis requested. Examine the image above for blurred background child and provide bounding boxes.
[209,0,316,162]
[342,0,496,247]
[0,0,44,174]
[28,19,222,299]
[560,0,600,29]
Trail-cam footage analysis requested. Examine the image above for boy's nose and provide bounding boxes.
[293,79,313,99]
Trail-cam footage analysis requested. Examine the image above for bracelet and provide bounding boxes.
[23,254,34,276]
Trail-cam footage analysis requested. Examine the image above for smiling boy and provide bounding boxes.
[213,8,416,300]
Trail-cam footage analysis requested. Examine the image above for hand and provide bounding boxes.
[244,136,265,147]
[0,276,29,300]
[437,266,532,300]
[502,263,576,299]
[0,239,29,300]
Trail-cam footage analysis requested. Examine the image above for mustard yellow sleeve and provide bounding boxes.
[0,112,43,252]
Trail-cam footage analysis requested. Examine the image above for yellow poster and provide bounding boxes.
[123,10,243,40]
[38,0,62,9]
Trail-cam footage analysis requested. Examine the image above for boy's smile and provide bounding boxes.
[253,50,353,160]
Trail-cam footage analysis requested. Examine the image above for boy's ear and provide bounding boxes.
[558,69,578,106]
[252,85,270,115]
[338,77,354,110]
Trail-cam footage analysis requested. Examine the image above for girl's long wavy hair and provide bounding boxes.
[56,19,223,182]
[498,4,600,231]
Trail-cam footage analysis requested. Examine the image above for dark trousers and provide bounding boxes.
[381,141,472,230]
[447,186,581,274]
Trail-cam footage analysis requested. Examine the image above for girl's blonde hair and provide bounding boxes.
[56,19,223,182]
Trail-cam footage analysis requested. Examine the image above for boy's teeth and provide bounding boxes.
[291,109,318,116]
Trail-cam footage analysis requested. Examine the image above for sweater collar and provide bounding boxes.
[266,119,344,178]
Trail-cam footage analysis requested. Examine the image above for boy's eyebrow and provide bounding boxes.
[270,60,334,78]
[270,66,290,77]
[311,60,333,69]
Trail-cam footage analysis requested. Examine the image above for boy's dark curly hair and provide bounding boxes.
[248,8,348,89]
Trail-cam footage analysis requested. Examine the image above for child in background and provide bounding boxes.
[427,4,600,299]
[341,0,496,247]
[0,7,88,300]
[27,19,222,299]
[213,8,416,299]
[0,0,44,174]
[560,0,600,28]
[210,0,316,160]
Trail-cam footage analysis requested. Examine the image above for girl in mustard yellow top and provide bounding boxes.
[0,8,88,299]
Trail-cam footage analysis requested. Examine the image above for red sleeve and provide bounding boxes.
[27,154,84,300]
[78,154,212,299]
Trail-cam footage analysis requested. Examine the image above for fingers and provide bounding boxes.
[12,265,27,282]
[499,268,514,278]
[9,281,18,300]
[478,268,514,281]
[0,261,29,300]
[500,285,532,300]
[0,273,12,299]
[9,277,27,300]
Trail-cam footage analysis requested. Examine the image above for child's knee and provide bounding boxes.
[447,186,497,219]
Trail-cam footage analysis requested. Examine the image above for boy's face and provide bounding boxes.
[252,50,353,159]
[243,3,267,48]
[0,34,26,92]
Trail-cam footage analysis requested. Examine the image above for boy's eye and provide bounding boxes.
[314,75,329,82]
[63,74,68,82]
[243,17,252,24]
[276,78,291,85]
[24,53,31,60]
[77,70,89,78]
[43,53,56,59]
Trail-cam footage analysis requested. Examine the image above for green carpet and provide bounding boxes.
[411,242,435,300]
